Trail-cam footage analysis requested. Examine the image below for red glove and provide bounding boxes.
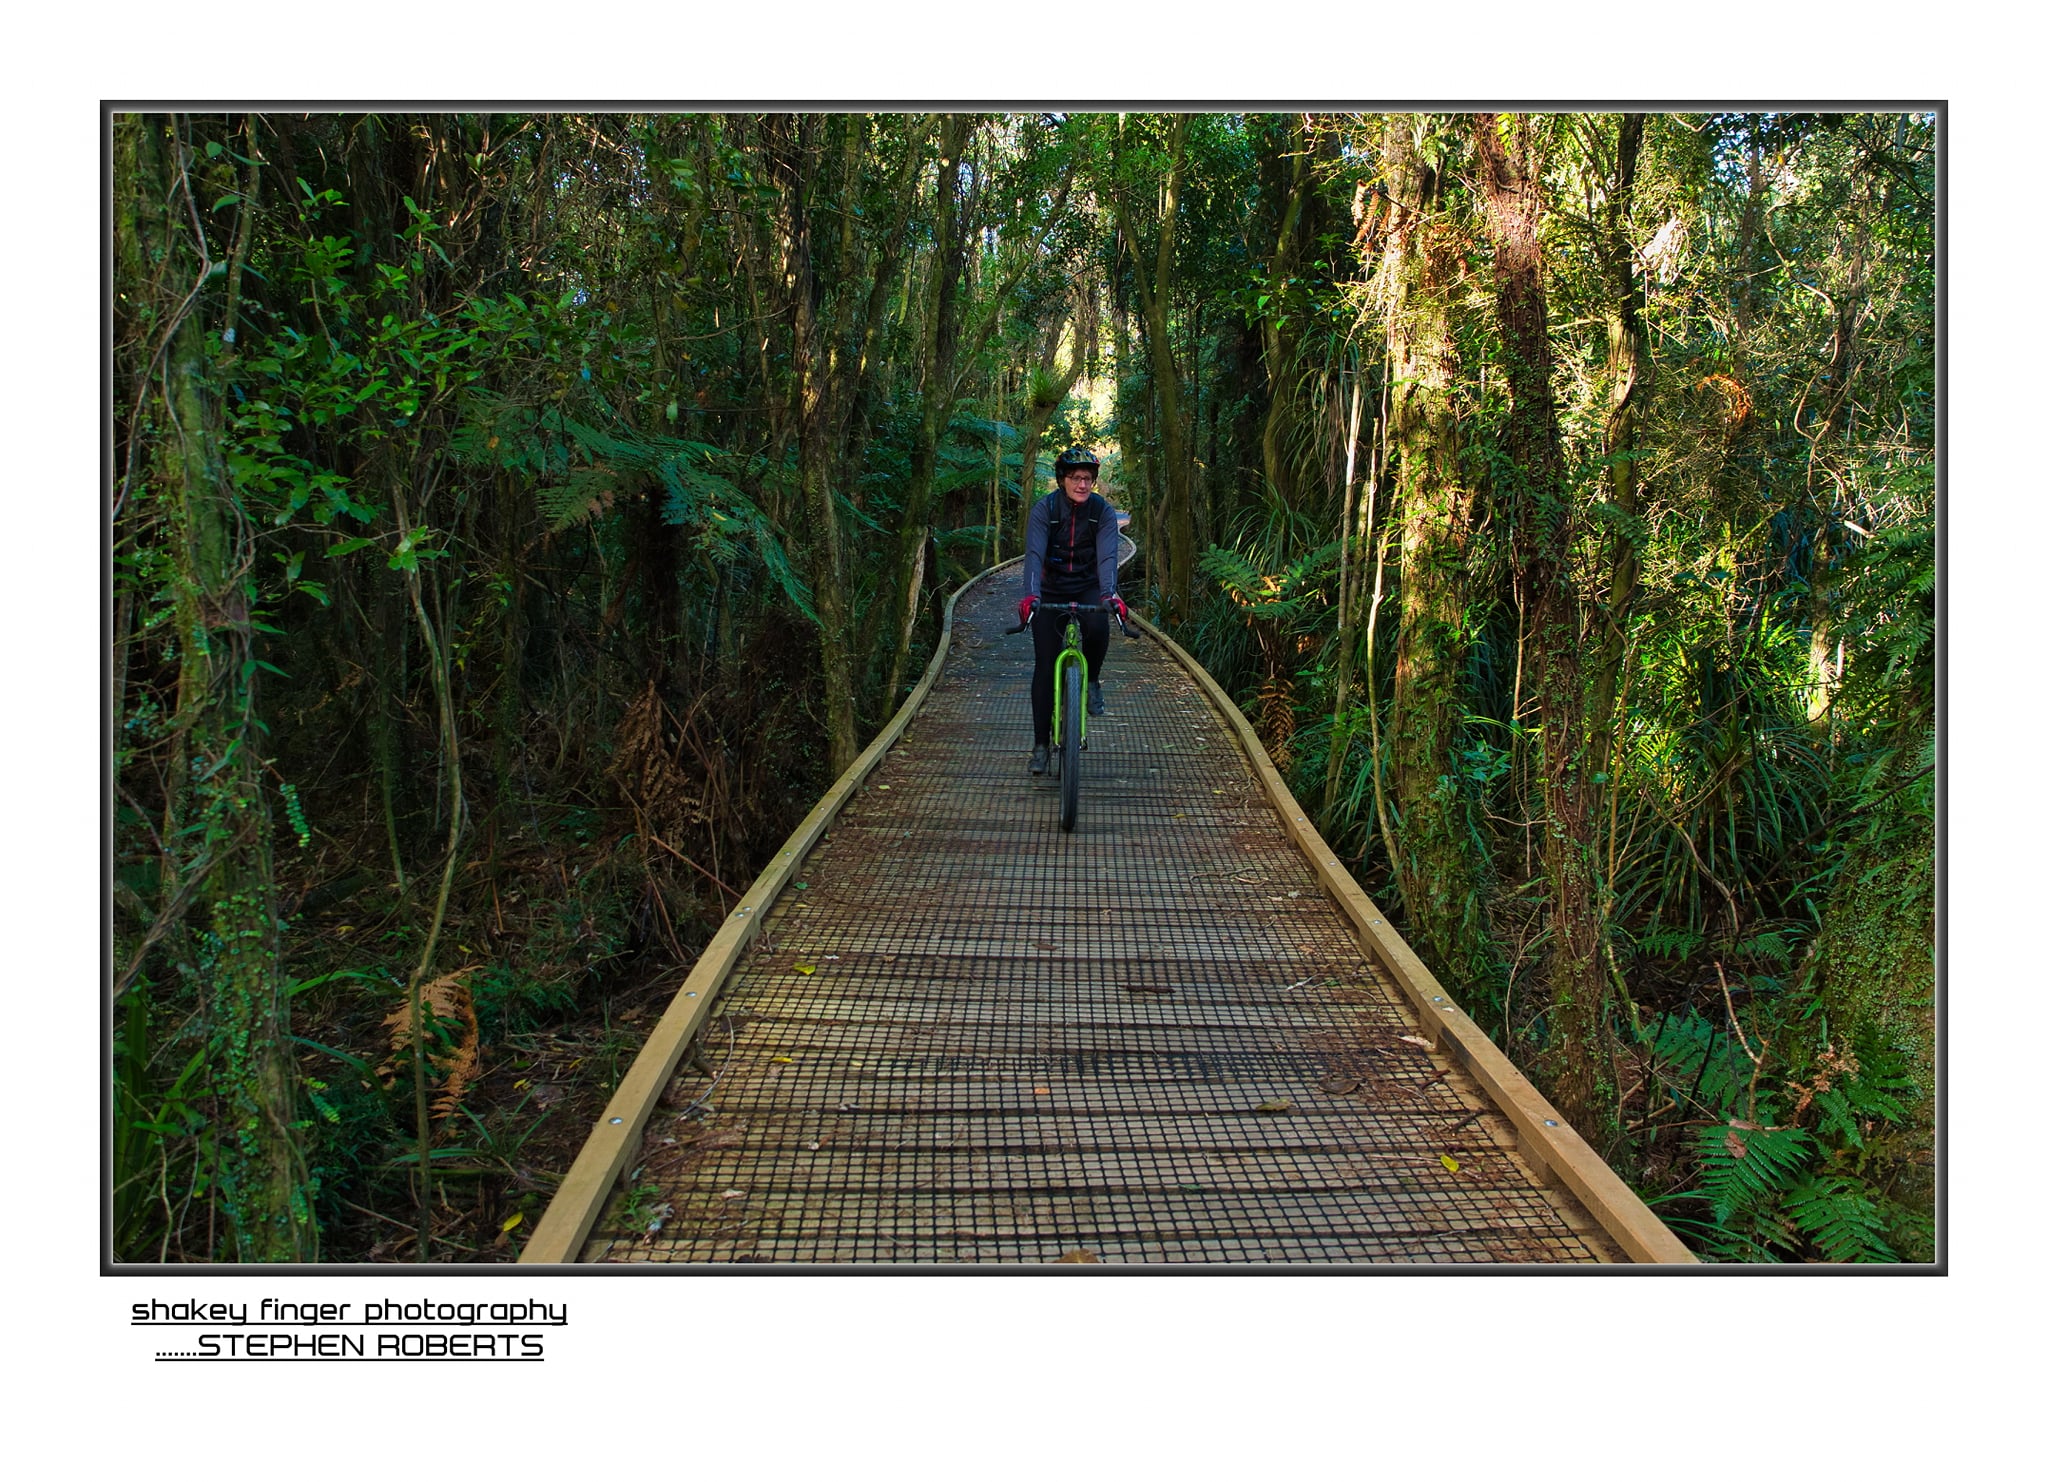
[1018,595,1038,625]
[1104,595,1128,623]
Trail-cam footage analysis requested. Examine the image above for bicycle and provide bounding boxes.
[1005,600,1139,832]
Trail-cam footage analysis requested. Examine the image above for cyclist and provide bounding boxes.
[1017,446,1127,775]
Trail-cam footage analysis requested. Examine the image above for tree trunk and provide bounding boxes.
[1383,117,1506,1001]
[135,114,315,1259]
[883,113,975,705]
[1322,369,1367,819]
[1471,113,1618,1144]
[1258,117,1311,507]
[766,115,860,776]
[1114,115,1194,622]
[1013,282,1095,543]
[1586,114,1652,792]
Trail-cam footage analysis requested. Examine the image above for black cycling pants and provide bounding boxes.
[1030,606,1109,745]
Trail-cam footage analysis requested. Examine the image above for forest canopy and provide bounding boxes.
[110,110,1935,1263]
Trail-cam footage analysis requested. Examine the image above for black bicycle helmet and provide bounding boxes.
[1053,446,1101,478]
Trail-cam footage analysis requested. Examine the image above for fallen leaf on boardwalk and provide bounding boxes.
[794,962,817,975]
[500,1212,524,1233]
[1318,1075,1360,1095]
[1440,1154,1461,1173]
[1032,1087,1051,1095]
[1057,1250,1100,1263]
[1255,1100,1293,1114]
[878,784,891,790]
[771,1055,794,1064]
[1399,1035,1432,1048]
[719,1189,746,1200]
[1123,983,1175,995]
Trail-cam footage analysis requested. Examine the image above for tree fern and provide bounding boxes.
[535,463,631,529]
[453,403,820,622]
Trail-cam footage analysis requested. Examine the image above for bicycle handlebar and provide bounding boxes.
[1003,601,1142,638]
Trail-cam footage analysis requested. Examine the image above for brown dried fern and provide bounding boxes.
[378,967,482,1123]
[1258,674,1296,771]
[609,681,709,837]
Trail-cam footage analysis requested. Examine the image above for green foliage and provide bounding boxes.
[1809,1034,1914,1151]
[1196,540,1339,627]
[277,779,311,849]
[1694,1122,1812,1227]
[1779,1174,1896,1263]
[1647,1011,1920,1261]
[450,399,818,620]
[1648,1012,1751,1120]
[472,963,579,1037]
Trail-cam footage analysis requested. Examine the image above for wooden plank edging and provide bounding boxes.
[519,561,1019,1264]
[1130,613,1698,1265]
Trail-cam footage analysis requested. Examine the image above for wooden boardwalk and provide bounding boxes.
[547,568,1675,1264]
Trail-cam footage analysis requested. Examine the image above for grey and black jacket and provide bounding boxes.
[1021,491,1120,605]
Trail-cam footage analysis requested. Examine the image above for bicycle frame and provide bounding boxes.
[1049,608,1090,754]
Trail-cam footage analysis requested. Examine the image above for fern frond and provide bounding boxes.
[652,447,816,621]
[536,463,632,531]
[1637,926,1704,961]
[1653,1013,1751,1118]
[1783,1174,1897,1262]
[378,968,483,1124]
[945,411,1017,443]
[1694,1122,1812,1225]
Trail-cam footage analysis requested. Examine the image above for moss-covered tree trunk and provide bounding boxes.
[1257,115,1311,509]
[1383,117,1505,1001]
[1586,114,1652,794]
[1812,797,1935,1223]
[130,114,314,1260]
[766,114,860,776]
[1113,115,1194,623]
[1368,113,1499,994]
[1472,113,1619,1145]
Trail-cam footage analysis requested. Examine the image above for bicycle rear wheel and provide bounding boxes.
[1059,659,1082,831]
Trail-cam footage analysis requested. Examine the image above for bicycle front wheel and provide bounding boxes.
[1060,659,1083,832]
